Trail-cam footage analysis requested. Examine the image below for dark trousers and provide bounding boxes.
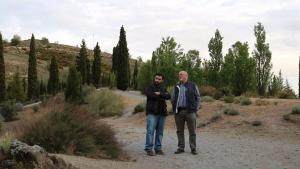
[175,109,197,150]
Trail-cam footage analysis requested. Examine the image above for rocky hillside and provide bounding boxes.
[3,39,137,81]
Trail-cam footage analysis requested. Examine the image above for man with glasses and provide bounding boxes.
[144,73,171,156]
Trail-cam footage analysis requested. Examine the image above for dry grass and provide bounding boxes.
[124,97,300,142]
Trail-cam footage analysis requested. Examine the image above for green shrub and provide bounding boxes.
[0,102,18,121]
[283,113,290,121]
[234,96,241,104]
[197,121,209,128]
[13,102,24,112]
[291,106,300,115]
[87,89,124,117]
[32,105,39,112]
[81,85,96,103]
[219,87,232,96]
[255,99,270,106]
[213,90,223,100]
[23,105,122,158]
[224,108,240,116]
[278,89,297,99]
[210,112,222,122]
[252,120,262,126]
[240,96,252,105]
[134,102,145,114]
[199,86,217,97]
[273,101,278,105]
[0,132,14,154]
[202,96,215,102]
[224,96,234,103]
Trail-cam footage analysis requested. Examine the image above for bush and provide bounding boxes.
[32,105,39,112]
[291,106,300,115]
[199,86,217,97]
[0,102,18,121]
[278,89,297,99]
[213,90,223,100]
[10,34,21,46]
[23,105,122,158]
[255,99,270,106]
[252,120,262,126]
[81,85,96,103]
[283,113,291,121]
[224,108,240,116]
[133,102,145,114]
[210,112,222,122]
[197,121,209,128]
[219,87,232,96]
[87,89,124,117]
[224,96,234,103]
[41,37,49,45]
[240,96,252,105]
[202,96,215,102]
[0,132,15,155]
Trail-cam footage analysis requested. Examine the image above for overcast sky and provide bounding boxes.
[0,0,299,93]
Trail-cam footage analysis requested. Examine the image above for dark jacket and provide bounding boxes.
[145,83,171,116]
[171,81,200,113]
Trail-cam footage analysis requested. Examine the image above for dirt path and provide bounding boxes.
[58,91,300,169]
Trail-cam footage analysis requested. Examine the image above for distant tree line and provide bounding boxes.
[137,22,297,98]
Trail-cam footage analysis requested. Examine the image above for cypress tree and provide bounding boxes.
[47,56,60,95]
[65,66,82,102]
[116,26,130,90]
[0,32,5,102]
[132,60,138,90]
[86,58,92,85]
[299,56,300,98]
[78,40,87,84]
[40,79,47,96]
[111,45,118,73]
[7,69,25,102]
[27,34,38,100]
[92,42,101,88]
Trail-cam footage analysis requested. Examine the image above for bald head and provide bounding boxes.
[178,71,188,83]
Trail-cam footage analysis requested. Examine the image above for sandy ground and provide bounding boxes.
[57,91,300,169]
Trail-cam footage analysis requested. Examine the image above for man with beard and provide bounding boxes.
[144,73,171,156]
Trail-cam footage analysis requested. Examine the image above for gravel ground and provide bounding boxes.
[57,90,300,169]
[58,125,300,169]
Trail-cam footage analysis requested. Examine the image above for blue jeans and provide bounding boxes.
[144,113,166,151]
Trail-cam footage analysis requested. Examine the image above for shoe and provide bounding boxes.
[191,149,198,155]
[155,150,165,155]
[146,150,155,156]
[174,149,185,154]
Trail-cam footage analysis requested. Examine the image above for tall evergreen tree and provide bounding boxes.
[208,29,223,88]
[27,34,38,100]
[86,58,92,85]
[116,26,130,90]
[78,40,87,84]
[39,79,47,96]
[65,66,82,102]
[0,32,5,102]
[253,22,272,96]
[299,56,300,98]
[132,60,138,89]
[92,42,101,88]
[151,52,157,74]
[111,46,118,73]
[47,56,60,95]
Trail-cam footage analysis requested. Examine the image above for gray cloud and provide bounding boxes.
[0,0,299,93]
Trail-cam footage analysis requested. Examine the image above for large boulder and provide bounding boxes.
[1,140,78,169]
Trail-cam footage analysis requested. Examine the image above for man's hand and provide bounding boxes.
[154,92,160,95]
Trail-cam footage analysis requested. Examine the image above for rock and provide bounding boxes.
[2,140,78,169]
